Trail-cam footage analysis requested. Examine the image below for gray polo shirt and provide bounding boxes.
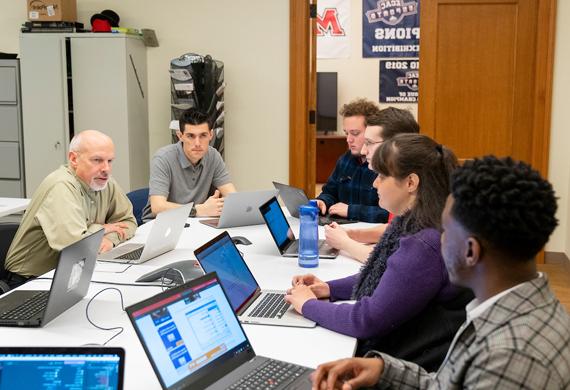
[142,143,231,222]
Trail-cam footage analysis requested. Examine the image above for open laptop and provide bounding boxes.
[0,346,124,389]
[199,190,278,228]
[126,272,313,390]
[272,181,357,225]
[98,203,192,264]
[194,232,316,328]
[0,229,104,327]
[259,196,339,259]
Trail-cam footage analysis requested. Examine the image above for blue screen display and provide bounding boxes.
[195,235,258,312]
[0,354,121,390]
[261,198,294,247]
[130,277,247,388]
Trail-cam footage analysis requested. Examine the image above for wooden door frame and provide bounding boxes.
[290,0,556,189]
[531,0,557,177]
[289,0,316,198]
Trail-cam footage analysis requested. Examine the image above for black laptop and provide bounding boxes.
[272,181,357,225]
[0,229,104,327]
[259,196,339,259]
[0,346,124,389]
[194,232,316,328]
[126,272,313,390]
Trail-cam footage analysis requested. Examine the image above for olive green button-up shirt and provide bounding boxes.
[5,165,137,277]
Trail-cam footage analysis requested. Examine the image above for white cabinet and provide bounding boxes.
[20,33,149,196]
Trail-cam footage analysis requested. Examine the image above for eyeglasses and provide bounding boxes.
[363,139,384,147]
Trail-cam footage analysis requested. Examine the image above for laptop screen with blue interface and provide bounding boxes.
[129,276,248,389]
[194,233,259,312]
[0,349,122,389]
[259,197,295,248]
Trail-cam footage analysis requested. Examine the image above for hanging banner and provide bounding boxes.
[317,0,351,59]
[379,59,419,103]
[363,0,420,58]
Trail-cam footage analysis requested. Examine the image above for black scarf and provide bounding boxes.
[351,211,422,300]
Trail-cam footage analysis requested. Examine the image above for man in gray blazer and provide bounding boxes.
[311,155,570,390]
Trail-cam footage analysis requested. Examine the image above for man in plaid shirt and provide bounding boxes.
[316,99,388,223]
[312,156,570,389]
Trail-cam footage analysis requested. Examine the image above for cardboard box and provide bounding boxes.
[27,0,77,22]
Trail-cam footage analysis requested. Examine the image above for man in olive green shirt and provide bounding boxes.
[3,130,137,288]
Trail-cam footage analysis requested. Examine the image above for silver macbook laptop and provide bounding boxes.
[98,203,192,264]
[0,346,124,389]
[126,272,313,390]
[272,181,357,225]
[259,196,339,259]
[0,229,104,327]
[194,232,316,328]
[199,190,278,229]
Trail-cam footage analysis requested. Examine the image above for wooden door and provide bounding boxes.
[418,0,556,176]
[419,0,556,262]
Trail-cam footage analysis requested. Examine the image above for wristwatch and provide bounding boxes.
[189,205,197,218]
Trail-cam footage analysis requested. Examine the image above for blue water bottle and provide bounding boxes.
[298,201,319,268]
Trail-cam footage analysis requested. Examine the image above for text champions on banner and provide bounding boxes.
[317,0,351,59]
[363,0,420,58]
[379,59,418,103]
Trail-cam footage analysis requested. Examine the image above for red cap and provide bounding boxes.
[92,18,111,32]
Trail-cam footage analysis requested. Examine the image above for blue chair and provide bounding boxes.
[127,188,149,226]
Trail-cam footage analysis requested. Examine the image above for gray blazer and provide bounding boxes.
[370,275,570,389]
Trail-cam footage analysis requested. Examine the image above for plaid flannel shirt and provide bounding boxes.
[317,151,388,223]
[370,275,570,389]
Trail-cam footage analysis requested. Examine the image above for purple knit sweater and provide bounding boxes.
[301,228,458,339]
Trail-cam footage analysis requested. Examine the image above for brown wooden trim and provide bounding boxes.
[308,0,317,198]
[532,0,557,178]
[289,0,316,198]
[533,0,556,263]
[416,0,437,136]
[545,251,570,264]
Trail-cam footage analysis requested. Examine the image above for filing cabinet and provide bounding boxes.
[0,59,25,197]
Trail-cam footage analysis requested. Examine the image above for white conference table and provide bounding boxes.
[0,197,30,218]
[0,212,368,389]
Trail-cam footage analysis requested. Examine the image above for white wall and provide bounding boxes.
[317,0,417,134]
[548,0,570,258]
[2,1,568,257]
[0,0,289,191]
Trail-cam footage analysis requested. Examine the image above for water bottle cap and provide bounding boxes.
[309,200,318,208]
[299,204,318,215]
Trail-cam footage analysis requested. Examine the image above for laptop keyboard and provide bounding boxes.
[318,215,355,225]
[116,246,144,260]
[0,291,49,320]
[228,359,309,390]
[249,293,290,319]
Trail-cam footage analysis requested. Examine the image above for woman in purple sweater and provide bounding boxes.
[285,134,472,371]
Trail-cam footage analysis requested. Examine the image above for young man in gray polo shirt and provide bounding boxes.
[141,108,236,222]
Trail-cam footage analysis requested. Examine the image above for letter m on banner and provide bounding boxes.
[317,0,351,58]
[316,8,346,36]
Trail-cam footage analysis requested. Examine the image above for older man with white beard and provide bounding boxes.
[3,130,136,289]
